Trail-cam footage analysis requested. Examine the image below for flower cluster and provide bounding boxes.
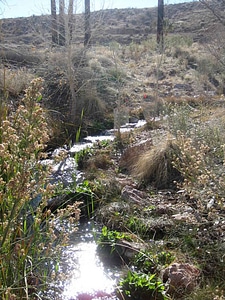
[0,78,77,299]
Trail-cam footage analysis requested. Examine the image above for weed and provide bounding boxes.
[125,216,150,238]
[118,271,168,300]
[75,180,99,218]
[75,147,94,169]
[131,249,175,275]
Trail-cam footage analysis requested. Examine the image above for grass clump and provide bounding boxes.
[132,139,181,189]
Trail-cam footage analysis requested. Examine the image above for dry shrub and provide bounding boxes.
[142,99,164,121]
[163,95,213,107]
[79,89,106,118]
[88,52,114,69]
[84,150,113,171]
[47,47,87,70]
[132,139,181,189]
[0,67,34,96]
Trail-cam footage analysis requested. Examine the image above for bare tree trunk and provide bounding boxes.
[67,46,77,124]
[84,0,91,47]
[68,0,74,44]
[59,0,65,46]
[51,0,58,45]
[66,0,76,123]
[157,0,164,51]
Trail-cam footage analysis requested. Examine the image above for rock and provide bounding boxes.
[114,239,147,261]
[98,237,146,265]
[129,116,139,123]
[172,212,196,223]
[169,69,177,76]
[121,185,149,205]
[162,263,200,297]
[174,83,193,92]
[154,204,175,216]
[144,216,174,239]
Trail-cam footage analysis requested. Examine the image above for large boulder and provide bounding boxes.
[162,263,200,297]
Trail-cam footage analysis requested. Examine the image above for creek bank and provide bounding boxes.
[42,118,224,299]
[79,125,224,299]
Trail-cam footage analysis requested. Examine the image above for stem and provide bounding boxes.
[0,199,18,248]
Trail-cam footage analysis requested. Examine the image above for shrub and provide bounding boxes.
[0,66,34,97]
[172,132,219,204]
[0,78,80,299]
[165,102,194,137]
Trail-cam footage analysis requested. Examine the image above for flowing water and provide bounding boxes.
[48,120,147,299]
[60,222,120,300]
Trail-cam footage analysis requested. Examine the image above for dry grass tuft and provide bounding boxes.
[132,139,181,189]
[79,91,106,118]
[119,139,153,173]
[0,67,34,97]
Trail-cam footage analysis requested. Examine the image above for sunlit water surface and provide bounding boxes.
[60,223,120,300]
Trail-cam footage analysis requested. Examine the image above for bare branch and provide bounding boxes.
[199,0,225,27]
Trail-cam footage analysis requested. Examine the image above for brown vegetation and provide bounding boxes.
[132,139,181,189]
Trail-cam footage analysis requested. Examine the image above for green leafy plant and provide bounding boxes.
[75,147,94,169]
[75,108,84,143]
[126,216,150,238]
[75,179,99,218]
[132,250,175,275]
[98,225,127,247]
[118,271,168,300]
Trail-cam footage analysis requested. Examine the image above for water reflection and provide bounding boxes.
[61,223,120,300]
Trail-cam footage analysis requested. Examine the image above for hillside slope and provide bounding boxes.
[0,1,223,47]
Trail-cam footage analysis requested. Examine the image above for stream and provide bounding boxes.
[48,120,146,300]
[60,222,120,300]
